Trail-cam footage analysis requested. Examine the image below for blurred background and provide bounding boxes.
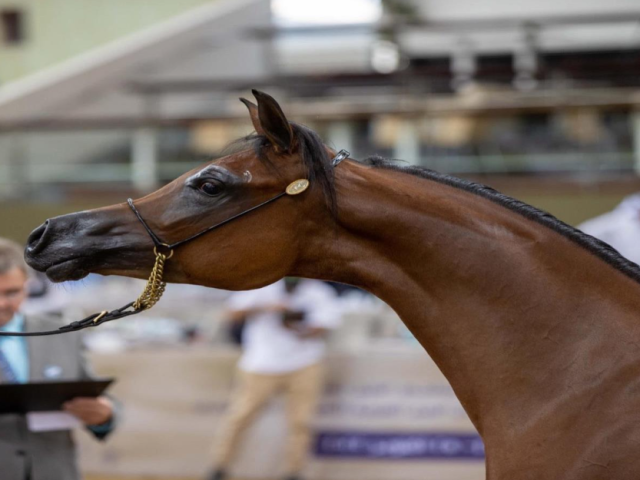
[2,0,640,479]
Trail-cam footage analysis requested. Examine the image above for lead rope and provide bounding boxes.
[0,251,173,337]
[0,240,180,337]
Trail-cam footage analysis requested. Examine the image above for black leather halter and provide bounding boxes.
[128,149,350,251]
[0,150,350,337]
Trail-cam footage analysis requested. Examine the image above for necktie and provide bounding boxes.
[0,342,18,383]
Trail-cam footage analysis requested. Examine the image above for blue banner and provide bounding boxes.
[315,431,485,460]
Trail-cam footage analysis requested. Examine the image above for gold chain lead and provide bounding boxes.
[133,248,173,311]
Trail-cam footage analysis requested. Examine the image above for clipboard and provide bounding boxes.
[0,379,114,414]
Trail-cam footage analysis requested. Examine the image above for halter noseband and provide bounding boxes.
[0,149,350,337]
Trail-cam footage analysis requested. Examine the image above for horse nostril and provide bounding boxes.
[26,220,50,254]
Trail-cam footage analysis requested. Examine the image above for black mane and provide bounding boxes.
[228,126,640,286]
[360,154,640,286]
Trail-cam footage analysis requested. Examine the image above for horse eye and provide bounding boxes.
[199,182,222,196]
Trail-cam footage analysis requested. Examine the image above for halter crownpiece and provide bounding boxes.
[0,148,351,337]
[127,148,350,251]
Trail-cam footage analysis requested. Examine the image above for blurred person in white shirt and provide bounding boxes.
[578,192,640,264]
[208,278,341,480]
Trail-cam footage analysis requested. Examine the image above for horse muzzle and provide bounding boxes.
[24,206,145,282]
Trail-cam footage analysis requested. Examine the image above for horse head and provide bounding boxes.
[24,90,339,291]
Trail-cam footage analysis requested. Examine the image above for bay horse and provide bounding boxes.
[24,90,640,479]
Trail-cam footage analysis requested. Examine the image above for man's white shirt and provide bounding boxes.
[578,193,640,265]
[227,280,341,374]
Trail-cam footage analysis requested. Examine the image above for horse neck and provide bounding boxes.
[297,161,640,437]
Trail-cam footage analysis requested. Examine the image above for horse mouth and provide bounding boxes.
[44,257,91,283]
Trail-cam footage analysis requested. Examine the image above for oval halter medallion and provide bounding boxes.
[286,179,310,195]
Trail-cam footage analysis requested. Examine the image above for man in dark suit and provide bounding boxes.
[0,237,117,480]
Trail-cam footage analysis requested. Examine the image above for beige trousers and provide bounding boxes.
[213,363,324,475]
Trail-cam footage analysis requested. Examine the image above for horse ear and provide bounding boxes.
[252,89,294,152]
[239,97,265,135]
